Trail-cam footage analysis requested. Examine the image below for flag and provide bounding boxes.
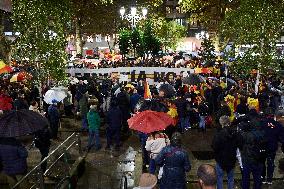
[0,60,12,74]
[144,81,151,99]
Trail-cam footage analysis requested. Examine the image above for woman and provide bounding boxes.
[145,132,170,174]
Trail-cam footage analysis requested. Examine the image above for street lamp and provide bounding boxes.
[195,31,209,40]
[120,6,147,28]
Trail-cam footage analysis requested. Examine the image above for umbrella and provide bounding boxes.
[0,60,12,74]
[136,99,169,113]
[159,84,176,98]
[10,72,32,82]
[127,110,174,134]
[183,74,205,85]
[0,110,48,137]
[44,89,67,104]
[0,95,12,111]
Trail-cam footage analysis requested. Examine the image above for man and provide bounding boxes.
[106,99,123,151]
[197,164,217,189]
[239,110,265,189]
[155,132,191,189]
[212,116,240,189]
[78,90,89,131]
[48,99,60,139]
[130,88,141,113]
[260,108,284,185]
[175,94,190,132]
[0,137,28,188]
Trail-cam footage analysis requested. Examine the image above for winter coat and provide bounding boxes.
[34,128,51,149]
[0,138,28,175]
[175,97,189,118]
[236,103,249,115]
[48,104,60,124]
[87,110,101,131]
[130,93,141,112]
[212,127,240,171]
[155,145,191,189]
[106,106,122,129]
[260,117,284,152]
[79,93,89,116]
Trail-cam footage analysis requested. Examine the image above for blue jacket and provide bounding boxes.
[155,145,191,189]
[106,106,122,129]
[0,142,28,175]
[130,93,141,112]
[48,104,60,124]
[261,117,284,152]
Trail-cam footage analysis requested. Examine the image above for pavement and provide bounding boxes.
[1,117,284,189]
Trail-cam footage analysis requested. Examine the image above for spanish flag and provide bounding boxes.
[0,60,12,74]
[144,81,151,99]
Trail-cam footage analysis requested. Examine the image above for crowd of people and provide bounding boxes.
[1,70,284,188]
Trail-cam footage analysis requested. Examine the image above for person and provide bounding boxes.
[13,93,29,110]
[175,94,190,132]
[130,88,141,113]
[106,99,123,151]
[145,132,170,174]
[78,90,89,131]
[260,108,284,185]
[34,126,51,173]
[87,104,101,151]
[133,173,158,189]
[212,116,240,189]
[47,99,60,139]
[197,96,209,132]
[29,100,40,113]
[236,97,249,116]
[155,132,191,189]
[197,164,217,189]
[0,137,28,188]
[239,110,265,189]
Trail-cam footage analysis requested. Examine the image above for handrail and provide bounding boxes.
[13,132,81,189]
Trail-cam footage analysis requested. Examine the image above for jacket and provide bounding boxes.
[87,110,101,131]
[106,106,122,128]
[175,97,188,118]
[260,117,284,152]
[155,145,191,189]
[0,139,28,175]
[79,93,89,116]
[47,104,60,124]
[212,127,240,171]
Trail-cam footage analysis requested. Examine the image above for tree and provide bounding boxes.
[198,38,216,66]
[130,28,143,57]
[142,20,161,57]
[179,0,239,51]
[156,20,186,50]
[221,0,284,75]
[118,29,131,59]
[12,0,71,81]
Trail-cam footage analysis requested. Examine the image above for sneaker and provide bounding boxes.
[262,181,267,184]
[267,182,272,185]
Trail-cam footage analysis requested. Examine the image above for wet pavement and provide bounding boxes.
[2,117,284,188]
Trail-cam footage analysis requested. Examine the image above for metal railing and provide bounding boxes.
[13,132,82,189]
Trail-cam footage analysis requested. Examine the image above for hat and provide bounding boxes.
[138,173,157,188]
[52,99,59,104]
[219,115,230,128]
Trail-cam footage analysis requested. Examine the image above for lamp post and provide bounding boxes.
[120,6,147,29]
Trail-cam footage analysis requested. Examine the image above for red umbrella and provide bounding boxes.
[127,110,174,134]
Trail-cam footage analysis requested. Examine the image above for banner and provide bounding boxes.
[67,67,195,84]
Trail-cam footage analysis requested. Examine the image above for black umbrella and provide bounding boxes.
[183,74,205,85]
[136,99,169,113]
[0,110,48,137]
[159,84,176,98]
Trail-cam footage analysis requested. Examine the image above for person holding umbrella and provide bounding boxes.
[47,99,60,139]
[0,137,28,188]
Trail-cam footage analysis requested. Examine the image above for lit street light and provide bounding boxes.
[120,6,147,28]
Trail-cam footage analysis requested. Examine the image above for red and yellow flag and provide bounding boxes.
[0,60,12,74]
[144,81,151,99]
